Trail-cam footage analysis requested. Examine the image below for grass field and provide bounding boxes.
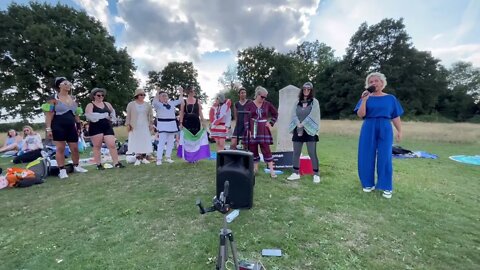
[0,120,479,269]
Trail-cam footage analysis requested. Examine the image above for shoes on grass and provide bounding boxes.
[383,190,393,199]
[58,169,68,179]
[156,160,162,166]
[165,158,174,163]
[97,164,105,170]
[74,165,88,173]
[362,186,375,192]
[134,159,141,166]
[287,173,301,181]
[141,158,150,164]
[313,175,321,183]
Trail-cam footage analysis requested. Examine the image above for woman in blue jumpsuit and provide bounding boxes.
[354,72,404,199]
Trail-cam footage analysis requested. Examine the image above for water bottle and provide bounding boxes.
[226,209,240,223]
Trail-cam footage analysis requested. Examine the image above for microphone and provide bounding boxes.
[366,85,376,93]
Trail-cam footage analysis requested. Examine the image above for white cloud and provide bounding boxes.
[429,44,480,67]
[74,0,110,31]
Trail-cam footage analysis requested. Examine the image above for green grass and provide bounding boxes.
[0,134,479,269]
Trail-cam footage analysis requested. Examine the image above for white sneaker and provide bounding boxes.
[141,158,150,164]
[58,169,68,179]
[382,190,393,199]
[362,186,375,192]
[134,159,141,166]
[156,160,162,166]
[74,165,88,173]
[287,173,301,181]
[313,175,321,183]
[165,158,174,163]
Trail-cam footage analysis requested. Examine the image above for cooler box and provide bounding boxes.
[299,156,313,175]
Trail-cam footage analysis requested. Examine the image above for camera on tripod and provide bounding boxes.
[196,181,231,215]
[196,181,263,270]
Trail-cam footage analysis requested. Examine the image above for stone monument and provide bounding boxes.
[275,85,300,152]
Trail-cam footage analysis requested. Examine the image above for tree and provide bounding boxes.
[289,40,337,82]
[218,65,241,105]
[145,61,206,101]
[0,3,138,120]
[237,44,302,106]
[437,61,480,121]
[330,18,449,118]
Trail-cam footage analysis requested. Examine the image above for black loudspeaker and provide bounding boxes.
[216,150,255,209]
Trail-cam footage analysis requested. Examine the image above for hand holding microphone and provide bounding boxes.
[361,85,376,99]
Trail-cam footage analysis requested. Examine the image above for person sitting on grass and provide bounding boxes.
[0,129,23,155]
[13,126,43,164]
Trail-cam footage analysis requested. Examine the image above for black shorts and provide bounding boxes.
[88,119,115,136]
[52,113,79,143]
[292,127,319,142]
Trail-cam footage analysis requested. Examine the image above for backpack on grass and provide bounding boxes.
[5,158,50,188]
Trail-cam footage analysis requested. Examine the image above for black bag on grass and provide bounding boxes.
[392,145,413,155]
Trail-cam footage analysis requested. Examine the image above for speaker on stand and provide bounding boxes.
[216,150,255,209]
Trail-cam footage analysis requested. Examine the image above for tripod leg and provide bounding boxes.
[217,232,227,270]
[227,231,240,270]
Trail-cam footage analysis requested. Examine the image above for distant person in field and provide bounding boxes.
[152,86,183,165]
[44,77,88,178]
[286,82,321,183]
[85,88,125,170]
[125,88,154,166]
[13,126,43,164]
[354,72,404,199]
[244,86,279,178]
[230,86,251,150]
[209,93,231,151]
[0,129,23,155]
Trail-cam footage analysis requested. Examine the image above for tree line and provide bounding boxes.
[222,18,479,122]
[1,3,478,123]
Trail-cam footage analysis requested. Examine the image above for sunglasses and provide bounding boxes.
[23,130,29,132]
[260,95,267,99]
[95,94,104,97]
[137,94,146,97]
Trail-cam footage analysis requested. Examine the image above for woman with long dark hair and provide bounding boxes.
[177,86,210,162]
[286,82,321,183]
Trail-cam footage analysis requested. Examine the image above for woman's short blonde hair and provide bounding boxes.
[254,86,268,99]
[365,72,387,90]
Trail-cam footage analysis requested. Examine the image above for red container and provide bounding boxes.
[299,156,313,175]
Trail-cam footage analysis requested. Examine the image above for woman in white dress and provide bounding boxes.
[125,88,154,166]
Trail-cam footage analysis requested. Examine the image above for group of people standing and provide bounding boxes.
[4,71,401,198]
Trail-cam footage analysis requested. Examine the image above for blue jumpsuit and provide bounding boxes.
[354,95,404,191]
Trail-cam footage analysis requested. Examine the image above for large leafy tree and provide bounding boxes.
[237,44,302,106]
[326,18,448,117]
[145,61,206,101]
[289,40,337,82]
[0,3,137,120]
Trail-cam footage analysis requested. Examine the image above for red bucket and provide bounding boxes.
[299,156,313,175]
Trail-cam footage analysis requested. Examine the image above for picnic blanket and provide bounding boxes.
[449,155,480,165]
[393,151,438,159]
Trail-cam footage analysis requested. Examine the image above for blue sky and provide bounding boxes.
[2,0,479,101]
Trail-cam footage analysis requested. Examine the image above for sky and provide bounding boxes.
[2,0,480,104]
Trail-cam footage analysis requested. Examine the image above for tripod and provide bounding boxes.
[217,212,240,270]
[196,181,240,270]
